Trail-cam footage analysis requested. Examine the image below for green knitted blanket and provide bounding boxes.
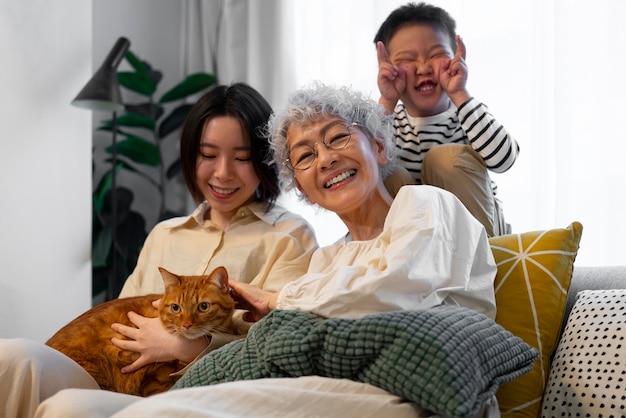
[174,306,537,418]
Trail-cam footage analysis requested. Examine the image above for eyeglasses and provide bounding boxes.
[284,122,359,171]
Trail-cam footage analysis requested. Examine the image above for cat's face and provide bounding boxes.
[157,266,235,339]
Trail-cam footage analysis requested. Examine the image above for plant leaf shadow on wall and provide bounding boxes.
[93,49,216,303]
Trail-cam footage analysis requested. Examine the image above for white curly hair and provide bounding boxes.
[266,82,397,194]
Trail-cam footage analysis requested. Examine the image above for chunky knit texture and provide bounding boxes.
[174,306,537,418]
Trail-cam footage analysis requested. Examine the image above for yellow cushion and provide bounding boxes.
[489,222,583,418]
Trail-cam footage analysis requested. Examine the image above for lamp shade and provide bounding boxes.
[72,37,131,112]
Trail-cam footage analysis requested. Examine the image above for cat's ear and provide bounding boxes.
[158,267,182,294]
[209,266,229,293]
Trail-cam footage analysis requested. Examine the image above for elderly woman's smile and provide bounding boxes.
[324,169,356,188]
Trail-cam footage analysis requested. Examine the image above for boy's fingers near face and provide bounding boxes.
[377,41,399,80]
[376,41,391,65]
[455,35,467,61]
[444,35,467,77]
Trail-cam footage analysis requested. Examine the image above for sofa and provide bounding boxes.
[488,222,626,417]
[118,222,624,418]
[97,222,624,418]
[37,222,622,418]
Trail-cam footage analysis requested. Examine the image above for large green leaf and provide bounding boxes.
[101,113,156,130]
[158,103,194,138]
[121,50,163,89]
[106,136,161,166]
[118,71,157,97]
[92,225,112,267]
[103,157,140,176]
[96,124,124,137]
[94,175,110,213]
[125,102,164,120]
[159,73,216,103]
[99,158,158,191]
[125,50,149,75]
[93,163,122,212]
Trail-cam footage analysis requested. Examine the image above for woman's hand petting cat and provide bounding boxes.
[111,308,210,373]
[228,279,278,322]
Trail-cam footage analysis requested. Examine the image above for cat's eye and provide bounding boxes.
[170,304,181,313]
[198,302,210,312]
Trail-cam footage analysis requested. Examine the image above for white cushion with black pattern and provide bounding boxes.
[541,289,626,417]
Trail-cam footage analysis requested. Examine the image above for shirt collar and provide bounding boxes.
[401,100,457,127]
[161,200,281,229]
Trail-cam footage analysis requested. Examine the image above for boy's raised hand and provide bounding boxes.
[376,41,406,114]
[439,35,470,106]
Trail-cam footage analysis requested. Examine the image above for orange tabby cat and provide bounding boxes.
[46,266,237,396]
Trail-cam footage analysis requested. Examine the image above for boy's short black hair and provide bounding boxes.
[373,2,457,52]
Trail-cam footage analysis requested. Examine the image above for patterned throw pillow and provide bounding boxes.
[541,290,626,417]
[489,222,583,417]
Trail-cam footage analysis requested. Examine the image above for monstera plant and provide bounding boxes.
[92,49,216,301]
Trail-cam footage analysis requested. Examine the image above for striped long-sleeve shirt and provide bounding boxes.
[392,97,519,195]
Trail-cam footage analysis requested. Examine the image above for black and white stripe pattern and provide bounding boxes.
[392,98,519,195]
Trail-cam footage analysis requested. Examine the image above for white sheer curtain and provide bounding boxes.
[183,0,626,266]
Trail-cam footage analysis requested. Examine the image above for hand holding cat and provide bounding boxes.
[228,279,277,323]
[111,310,209,373]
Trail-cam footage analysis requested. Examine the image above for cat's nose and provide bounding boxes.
[183,322,192,329]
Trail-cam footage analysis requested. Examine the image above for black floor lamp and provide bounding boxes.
[72,37,131,300]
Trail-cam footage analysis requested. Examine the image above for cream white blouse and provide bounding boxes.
[276,185,497,320]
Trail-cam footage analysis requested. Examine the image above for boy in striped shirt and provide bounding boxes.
[375,2,519,236]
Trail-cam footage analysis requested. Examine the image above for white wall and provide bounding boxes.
[0,0,92,341]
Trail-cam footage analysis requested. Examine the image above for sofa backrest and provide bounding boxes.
[564,265,626,323]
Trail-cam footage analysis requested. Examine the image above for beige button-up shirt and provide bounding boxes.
[119,201,318,298]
